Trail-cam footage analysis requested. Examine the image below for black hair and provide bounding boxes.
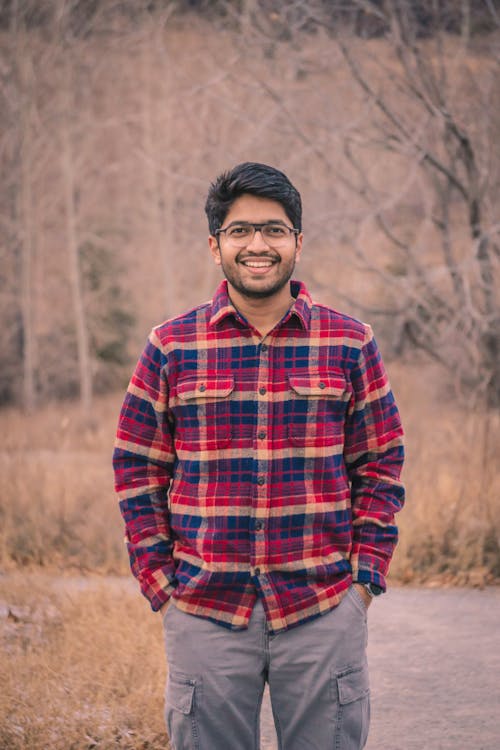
[205,162,302,235]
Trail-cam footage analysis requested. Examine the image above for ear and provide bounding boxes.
[208,235,222,265]
[295,232,304,263]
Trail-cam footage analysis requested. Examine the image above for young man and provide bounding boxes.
[113,162,405,750]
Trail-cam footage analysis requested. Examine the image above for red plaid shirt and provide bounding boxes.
[113,280,405,633]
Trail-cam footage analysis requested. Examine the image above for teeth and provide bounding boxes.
[241,260,274,267]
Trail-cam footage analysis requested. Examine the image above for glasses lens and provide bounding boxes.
[262,224,290,245]
[226,224,253,245]
[225,223,292,246]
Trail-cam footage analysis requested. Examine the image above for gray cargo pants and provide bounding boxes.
[163,586,370,749]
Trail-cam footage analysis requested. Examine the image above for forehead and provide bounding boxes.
[223,194,290,225]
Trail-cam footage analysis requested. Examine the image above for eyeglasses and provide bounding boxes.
[215,222,299,248]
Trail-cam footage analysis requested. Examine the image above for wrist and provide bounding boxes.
[353,582,383,607]
[353,583,372,607]
[363,582,384,598]
[159,600,171,615]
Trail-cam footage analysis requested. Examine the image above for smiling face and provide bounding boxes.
[208,194,303,304]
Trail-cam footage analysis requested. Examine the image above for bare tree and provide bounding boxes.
[14,17,38,410]
[59,60,93,415]
[138,4,178,318]
[331,1,500,408]
[243,0,500,408]
[2,0,498,412]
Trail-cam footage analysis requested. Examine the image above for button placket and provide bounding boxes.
[252,340,271,575]
[249,337,289,634]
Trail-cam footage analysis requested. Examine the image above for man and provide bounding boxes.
[113,162,405,749]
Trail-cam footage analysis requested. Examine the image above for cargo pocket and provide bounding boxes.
[165,672,200,749]
[333,663,370,750]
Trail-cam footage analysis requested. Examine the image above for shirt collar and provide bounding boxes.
[208,280,312,331]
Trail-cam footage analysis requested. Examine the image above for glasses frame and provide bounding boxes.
[215,221,300,247]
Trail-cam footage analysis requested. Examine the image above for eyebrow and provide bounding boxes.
[223,220,289,228]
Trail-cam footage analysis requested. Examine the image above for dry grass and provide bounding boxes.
[0,369,499,747]
[0,573,169,750]
[1,367,499,584]
[387,361,500,586]
[0,393,128,574]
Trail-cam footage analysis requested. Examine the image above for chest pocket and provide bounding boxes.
[174,374,234,452]
[287,371,348,448]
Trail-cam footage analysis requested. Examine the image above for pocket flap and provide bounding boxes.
[336,664,370,705]
[178,375,234,400]
[166,673,196,715]
[288,372,346,397]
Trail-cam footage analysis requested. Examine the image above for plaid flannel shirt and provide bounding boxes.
[113,280,405,634]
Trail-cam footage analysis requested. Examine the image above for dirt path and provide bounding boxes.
[260,586,500,750]
[3,576,498,749]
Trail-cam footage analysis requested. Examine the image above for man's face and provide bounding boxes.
[209,194,303,301]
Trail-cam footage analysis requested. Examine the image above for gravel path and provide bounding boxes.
[260,586,500,750]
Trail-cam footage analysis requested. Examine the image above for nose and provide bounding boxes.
[246,228,268,250]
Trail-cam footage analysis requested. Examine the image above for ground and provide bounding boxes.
[2,574,499,749]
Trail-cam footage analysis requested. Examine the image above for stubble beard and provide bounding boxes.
[220,255,296,300]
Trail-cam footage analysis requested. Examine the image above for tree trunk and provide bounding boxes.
[140,21,174,319]
[17,27,37,412]
[60,59,92,416]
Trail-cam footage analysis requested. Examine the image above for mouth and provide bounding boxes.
[238,256,279,270]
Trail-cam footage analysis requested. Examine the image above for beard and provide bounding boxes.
[219,252,297,300]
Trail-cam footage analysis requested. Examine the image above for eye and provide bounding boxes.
[265,225,287,237]
[228,225,251,238]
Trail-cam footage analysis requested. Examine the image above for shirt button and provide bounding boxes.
[258,430,266,440]
[318,381,326,389]
[254,567,261,576]
[257,476,265,486]
[199,384,206,392]
[261,344,268,352]
[255,521,264,531]
[259,386,266,395]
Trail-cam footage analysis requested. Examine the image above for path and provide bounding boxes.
[260,586,500,750]
[4,575,498,748]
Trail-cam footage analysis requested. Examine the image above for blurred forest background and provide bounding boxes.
[1,0,499,581]
[1,2,500,748]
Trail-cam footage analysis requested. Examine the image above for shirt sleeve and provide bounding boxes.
[112,329,177,611]
[344,325,405,590]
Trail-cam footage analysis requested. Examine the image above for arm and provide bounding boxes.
[112,329,177,611]
[344,325,405,591]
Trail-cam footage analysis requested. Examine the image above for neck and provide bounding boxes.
[228,284,294,338]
